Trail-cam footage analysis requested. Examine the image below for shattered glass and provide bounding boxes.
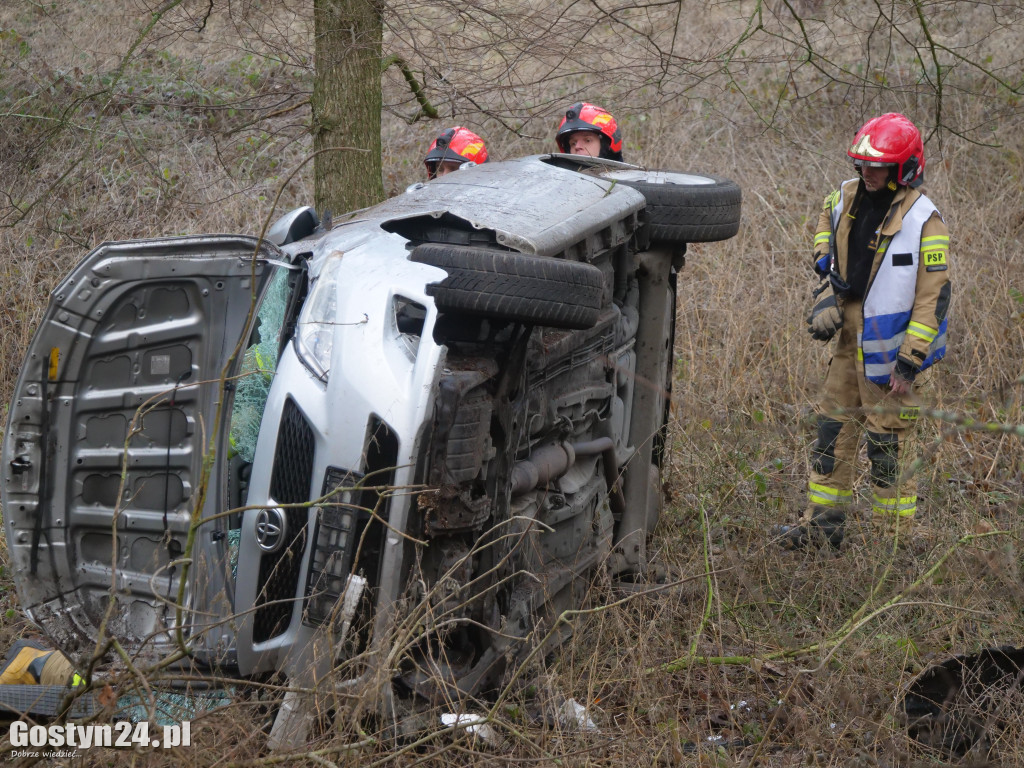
[229,268,291,463]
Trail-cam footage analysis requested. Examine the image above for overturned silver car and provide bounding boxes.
[2,154,740,736]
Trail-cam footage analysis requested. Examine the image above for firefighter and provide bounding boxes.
[555,101,624,161]
[777,112,951,551]
[424,126,488,180]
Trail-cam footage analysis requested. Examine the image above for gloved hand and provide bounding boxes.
[806,292,843,341]
[889,356,919,394]
[893,356,919,383]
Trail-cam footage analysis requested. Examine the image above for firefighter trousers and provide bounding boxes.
[805,299,920,523]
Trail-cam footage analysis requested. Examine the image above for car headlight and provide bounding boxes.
[294,256,342,381]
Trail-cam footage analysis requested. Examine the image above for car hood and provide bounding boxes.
[1,235,284,658]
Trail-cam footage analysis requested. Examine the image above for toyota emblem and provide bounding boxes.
[255,507,287,553]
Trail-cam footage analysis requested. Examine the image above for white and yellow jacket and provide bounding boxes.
[813,178,951,384]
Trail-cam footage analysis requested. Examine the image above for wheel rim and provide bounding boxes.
[602,170,717,186]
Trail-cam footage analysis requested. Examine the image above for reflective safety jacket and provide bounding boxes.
[813,178,951,384]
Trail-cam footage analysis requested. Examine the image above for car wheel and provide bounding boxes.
[600,170,742,245]
[411,244,605,330]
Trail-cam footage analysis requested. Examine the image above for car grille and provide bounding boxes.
[302,416,396,627]
[252,398,315,643]
[304,466,359,626]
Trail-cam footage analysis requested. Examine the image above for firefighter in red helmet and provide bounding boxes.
[776,113,951,551]
[555,102,624,162]
[424,127,488,180]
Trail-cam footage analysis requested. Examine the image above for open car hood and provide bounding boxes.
[2,235,284,661]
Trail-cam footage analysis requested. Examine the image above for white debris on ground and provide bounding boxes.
[440,712,500,746]
[557,698,599,732]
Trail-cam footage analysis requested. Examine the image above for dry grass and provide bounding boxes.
[3,0,1024,765]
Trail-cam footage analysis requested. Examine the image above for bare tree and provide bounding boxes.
[313,0,385,213]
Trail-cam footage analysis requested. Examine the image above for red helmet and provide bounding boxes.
[847,113,925,188]
[424,127,488,178]
[555,102,623,160]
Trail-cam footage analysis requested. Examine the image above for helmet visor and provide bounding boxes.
[852,158,896,169]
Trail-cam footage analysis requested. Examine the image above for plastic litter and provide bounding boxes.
[440,712,499,745]
[557,698,599,731]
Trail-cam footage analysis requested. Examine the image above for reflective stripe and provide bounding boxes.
[254,348,271,372]
[871,493,916,517]
[815,231,831,247]
[864,362,890,381]
[862,314,910,352]
[862,317,947,382]
[808,482,853,507]
[907,321,937,343]
[864,351,946,382]
[72,673,84,687]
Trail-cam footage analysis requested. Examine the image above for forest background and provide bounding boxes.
[1,0,1024,765]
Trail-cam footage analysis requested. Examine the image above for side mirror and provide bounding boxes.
[266,206,320,246]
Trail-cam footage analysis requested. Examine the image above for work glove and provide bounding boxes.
[893,356,919,384]
[806,291,843,341]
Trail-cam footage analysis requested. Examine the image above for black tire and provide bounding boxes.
[600,170,742,244]
[411,244,604,330]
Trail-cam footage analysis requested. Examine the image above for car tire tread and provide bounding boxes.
[411,244,604,329]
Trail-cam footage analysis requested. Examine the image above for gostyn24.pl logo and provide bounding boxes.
[9,720,191,751]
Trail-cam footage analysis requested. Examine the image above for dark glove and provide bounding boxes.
[806,293,843,341]
[894,357,919,384]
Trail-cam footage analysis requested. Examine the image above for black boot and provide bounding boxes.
[774,506,845,551]
[774,523,810,550]
[810,506,845,550]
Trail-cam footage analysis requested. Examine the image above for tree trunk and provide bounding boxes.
[312,0,385,216]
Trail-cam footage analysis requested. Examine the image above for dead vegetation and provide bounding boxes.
[2,0,1024,765]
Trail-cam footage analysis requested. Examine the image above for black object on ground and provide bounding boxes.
[903,645,1024,757]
